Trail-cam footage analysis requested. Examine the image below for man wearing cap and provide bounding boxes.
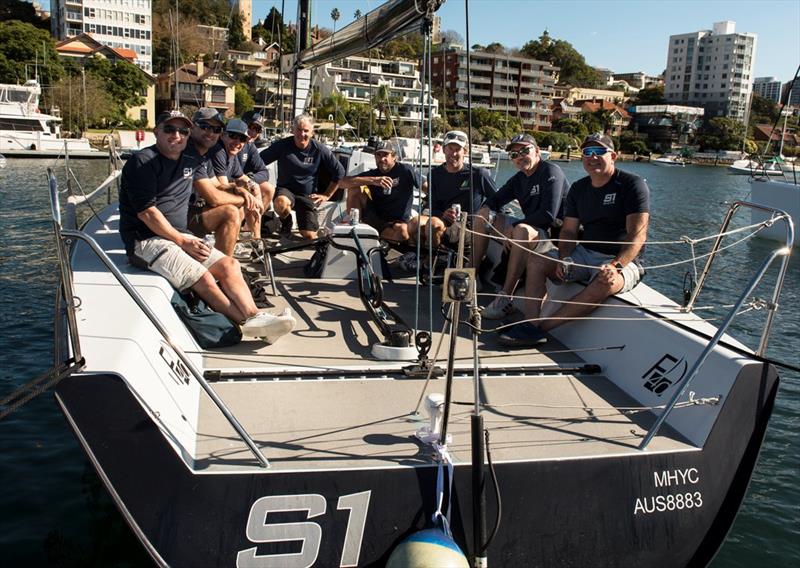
[259,114,345,239]
[210,118,270,243]
[338,140,425,243]
[118,110,296,343]
[499,133,650,347]
[239,111,276,216]
[475,133,570,320]
[408,130,497,250]
[185,108,255,256]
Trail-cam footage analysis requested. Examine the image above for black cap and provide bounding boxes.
[156,110,192,128]
[242,110,264,126]
[225,119,249,136]
[581,133,615,151]
[506,133,537,151]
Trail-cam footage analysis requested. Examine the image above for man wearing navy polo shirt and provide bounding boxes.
[475,133,569,320]
[499,133,650,347]
[339,141,424,243]
[259,114,345,239]
[407,130,497,250]
[118,110,295,342]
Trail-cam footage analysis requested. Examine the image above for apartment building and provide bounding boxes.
[664,21,757,122]
[315,55,440,127]
[431,47,558,131]
[51,0,153,73]
[753,77,782,103]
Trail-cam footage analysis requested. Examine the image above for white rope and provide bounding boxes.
[431,442,454,537]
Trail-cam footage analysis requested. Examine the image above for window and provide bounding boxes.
[139,109,147,122]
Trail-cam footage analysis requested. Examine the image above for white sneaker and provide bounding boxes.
[233,242,251,259]
[482,295,518,320]
[241,308,296,343]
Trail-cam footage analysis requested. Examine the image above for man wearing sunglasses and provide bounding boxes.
[239,111,276,223]
[209,118,271,246]
[186,108,255,256]
[119,110,296,343]
[408,130,497,251]
[473,133,569,319]
[260,114,345,239]
[499,133,649,347]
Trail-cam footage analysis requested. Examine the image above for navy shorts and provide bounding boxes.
[276,187,319,231]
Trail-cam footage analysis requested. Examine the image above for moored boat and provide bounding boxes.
[652,154,687,167]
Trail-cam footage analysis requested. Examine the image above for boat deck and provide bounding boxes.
[194,250,694,472]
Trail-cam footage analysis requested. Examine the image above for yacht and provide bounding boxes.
[0,80,103,158]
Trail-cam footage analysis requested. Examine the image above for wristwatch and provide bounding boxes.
[613,261,624,272]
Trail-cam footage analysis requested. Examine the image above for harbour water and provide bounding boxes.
[0,157,797,566]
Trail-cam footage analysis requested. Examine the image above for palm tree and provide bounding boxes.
[354,9,362,19]
[330,8,340,34]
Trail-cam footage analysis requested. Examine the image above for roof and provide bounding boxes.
[55,33,138,64]
[165,62,236,85]
[753,124,798,144]
[578,100,631,118]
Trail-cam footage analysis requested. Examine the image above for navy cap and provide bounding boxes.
[192,107,224,125]
[225,118,249,136]
[581,133,615,151]
[242,110,265,126]
[506,133,538,151]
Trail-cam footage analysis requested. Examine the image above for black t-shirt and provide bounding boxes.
[429,164,497,218]
[238,141,269,184]
[119,144,198,255]
[210,142,245,180]
[259,137,344,196]
[183,138,214,182]
[361,162,421,222]
[564,169,650,255]
[485,160,569,229]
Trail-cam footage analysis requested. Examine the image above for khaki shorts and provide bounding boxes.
[548,244,644,293]
[134,234,226,292]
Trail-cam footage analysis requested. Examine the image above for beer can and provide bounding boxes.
[452,203,462,220]
[350,208,360,225]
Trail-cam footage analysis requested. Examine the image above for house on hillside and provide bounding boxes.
[575,100,631,136]
[753,124,798,152]
[55,33,155,127]
[155,58,236,117]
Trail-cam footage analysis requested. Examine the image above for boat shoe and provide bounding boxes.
[482,294,519,320]
[497,321,547,347]
[241,308,296,343]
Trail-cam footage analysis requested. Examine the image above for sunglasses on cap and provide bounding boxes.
[444,132,468,144]
[226,132,248,142]
[508,146,533,160]
[161,124,190,136]
[582,146,612,157]
[197,122,223,134]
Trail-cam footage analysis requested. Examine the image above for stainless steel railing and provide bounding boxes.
[640,201,793,450]
[47,169,270,468]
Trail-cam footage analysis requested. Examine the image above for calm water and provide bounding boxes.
[0,157,797,566]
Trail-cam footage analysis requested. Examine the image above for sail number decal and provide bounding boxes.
[237,491,371,568]
[634,468,703,515]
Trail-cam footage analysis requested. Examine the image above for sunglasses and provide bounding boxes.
[508,146,533,160]
[444,133,468,143]
[161,124,189,136]
[582,146,612,157]
[197,122,223,134]
[227,133,248,142]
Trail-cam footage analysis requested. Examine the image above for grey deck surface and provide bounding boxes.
[194,250,693,472]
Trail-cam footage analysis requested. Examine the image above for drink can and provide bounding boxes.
[349,208,360,225]
[204,234,215,249]
[562,256,573,281]
[452,203,462,220]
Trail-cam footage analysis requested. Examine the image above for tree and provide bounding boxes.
[579,111,603,135]
[439,30,464,46]
[84,56,149,126]
[228,12,246,50]
[0,0,49,30]
[633,85,665,105]
[696,117,746,151]
[234,83,255,115]
[552,118,588,139]
[522,30,602,87]
[354,9,362,20]
[50,73,115,134]
[749,93,780,125]
[0,20,65,86]
[330,8,340,34]
[483,42,506,54]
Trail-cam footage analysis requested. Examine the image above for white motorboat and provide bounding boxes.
[0,80,104,159]
[728,158,785,176]
[653,154,687,167]
[750,177,799,246]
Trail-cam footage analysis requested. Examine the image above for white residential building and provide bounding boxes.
[316,56,440,128]
[664,21,757,122]
[753,77,782,103]
[51,0,153,73]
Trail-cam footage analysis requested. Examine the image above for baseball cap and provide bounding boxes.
[242,110,265,127]
[156,110,192,128]
[443,130,468,148]
[374,140,397,154]
[506,133,538,151]
[225,118,249,137]
[192,107,224,125]
[581,133,615,151]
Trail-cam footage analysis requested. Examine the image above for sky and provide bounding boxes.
[251,0,799,83]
